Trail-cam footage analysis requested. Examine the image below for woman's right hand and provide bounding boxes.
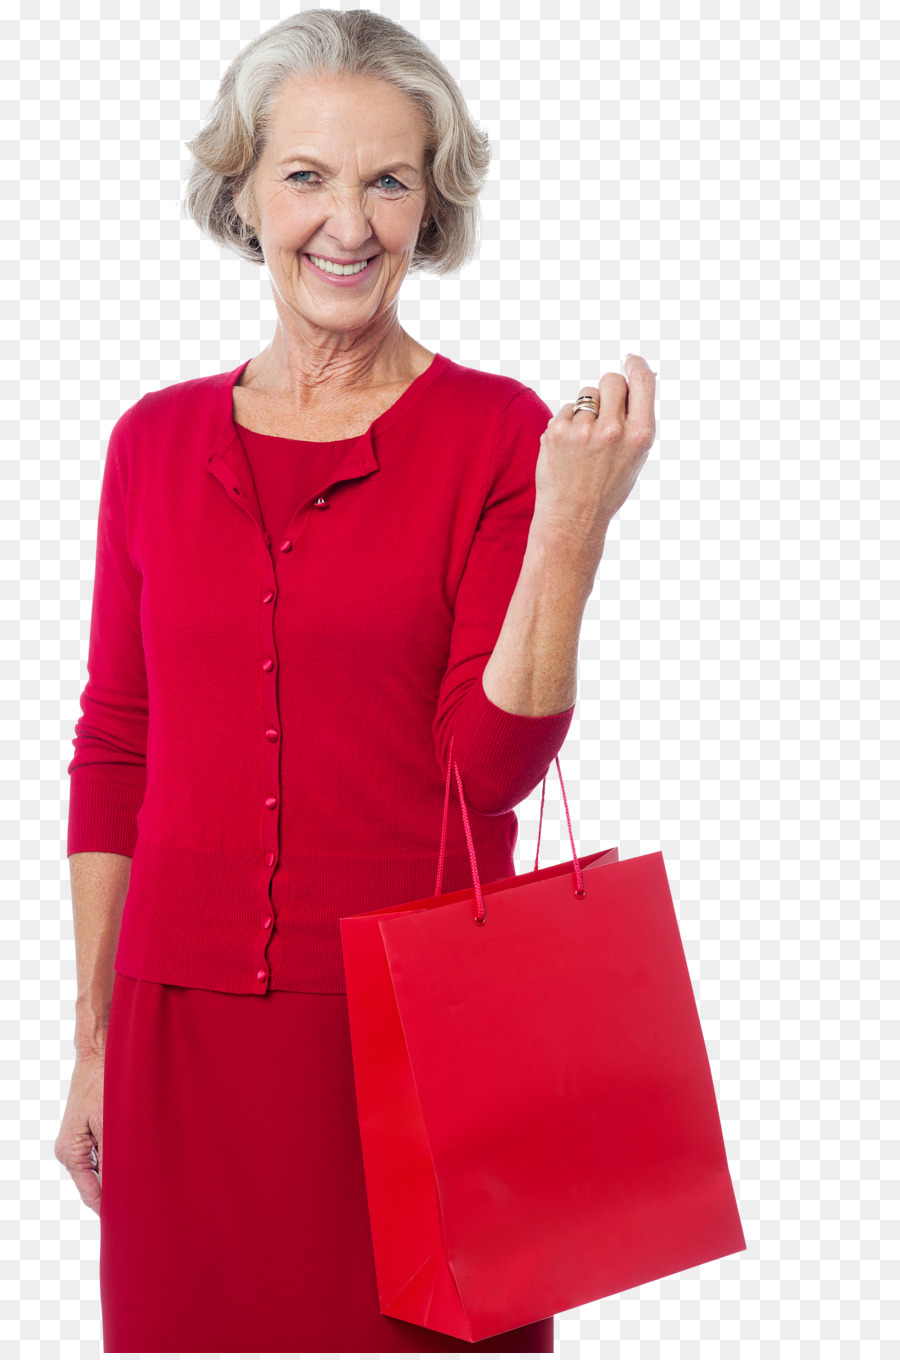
[55,1049,105,1216]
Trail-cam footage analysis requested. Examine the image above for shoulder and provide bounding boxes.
[126,365,235,432]
[438,355,554,439]
[105,364,243,480]
[441,355,552,415]
[433,362,554,506]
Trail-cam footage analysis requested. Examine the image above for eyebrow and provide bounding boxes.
[277,154,420,177]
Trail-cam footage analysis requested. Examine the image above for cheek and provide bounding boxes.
[373,200,426,242]
[271,196,315,238]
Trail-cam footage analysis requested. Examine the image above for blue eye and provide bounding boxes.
[287,170,407,193]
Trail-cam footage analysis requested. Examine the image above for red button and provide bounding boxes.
[263,915,273,929]
[262,658,274,671]
[265,852,276,868]
[265,795,277,809]
[314,497,328,508]
[265,728,278,741]
[263,589,275,604]
[256,968,267,982]
[279,538,292,553]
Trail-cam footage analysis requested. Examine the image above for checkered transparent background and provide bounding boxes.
[9,3,894,1356]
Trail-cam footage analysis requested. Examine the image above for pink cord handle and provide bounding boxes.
[434,732,586,924]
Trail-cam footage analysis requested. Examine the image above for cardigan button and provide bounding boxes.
[263,589,275,604]
[262,657,274,671]
[256,968,267,982]
[265,728,278,742]
[313,497,328,508]
[263,914,273,929]
[265,852,276,868]
[265,795,277,809]
[279,538,292,553]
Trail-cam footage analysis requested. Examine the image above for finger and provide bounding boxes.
[598,371,629,421]
[86,1107,103,1189]
[71,1166,102,1216]
[63,1142,102,1215]
[621,354,656,429]
[571,386,600,423]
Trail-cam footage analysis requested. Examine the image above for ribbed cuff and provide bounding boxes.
[448,673,576,816]
[66,763,147,857]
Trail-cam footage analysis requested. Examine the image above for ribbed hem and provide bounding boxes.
[449,675,576,816]
[113,838,520,995]
[66,764,146,857]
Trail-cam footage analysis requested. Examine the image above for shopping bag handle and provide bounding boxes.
[435,732,586,925]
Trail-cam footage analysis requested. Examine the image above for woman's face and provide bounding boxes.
[236,74,431,342]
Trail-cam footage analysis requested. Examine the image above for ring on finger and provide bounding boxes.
[573,391,599,417]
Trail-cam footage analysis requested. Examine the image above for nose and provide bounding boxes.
[313,195,376,255]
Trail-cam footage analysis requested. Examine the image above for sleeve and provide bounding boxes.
[432,386,576,817]
[66,404,149,857]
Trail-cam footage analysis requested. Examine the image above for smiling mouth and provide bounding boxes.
[304,253,376,277]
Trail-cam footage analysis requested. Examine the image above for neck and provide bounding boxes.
[246,319,417,408]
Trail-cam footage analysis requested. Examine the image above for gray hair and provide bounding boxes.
[181,9,492,275]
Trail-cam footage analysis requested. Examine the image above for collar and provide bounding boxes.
[204,358,381,536]
[205,355,380,478]
[205,351,449,463]
[202,352,450,535]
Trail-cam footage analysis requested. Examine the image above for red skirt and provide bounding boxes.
[100,970,555,1353]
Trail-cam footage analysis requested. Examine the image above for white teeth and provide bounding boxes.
[307,254,369,276]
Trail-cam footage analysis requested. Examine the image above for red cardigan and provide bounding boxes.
[67,352,576,992]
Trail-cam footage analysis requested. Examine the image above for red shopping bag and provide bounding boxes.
[339,737,746,1344]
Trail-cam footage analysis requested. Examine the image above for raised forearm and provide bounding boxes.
[480,512,605,717]
[68,851,131,1056]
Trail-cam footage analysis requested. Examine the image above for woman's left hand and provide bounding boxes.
[532,354,657,556]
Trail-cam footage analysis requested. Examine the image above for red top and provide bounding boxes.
[235,424,359,549]
[67,352,575,993]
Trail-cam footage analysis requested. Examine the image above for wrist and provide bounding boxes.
[531,500,609,554]
[74,1003,110,1057]
[527,508,606,589]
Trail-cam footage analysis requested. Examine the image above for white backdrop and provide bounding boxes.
[12,2,892,1356]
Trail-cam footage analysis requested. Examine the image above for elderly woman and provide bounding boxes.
[54,9,655,1354]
